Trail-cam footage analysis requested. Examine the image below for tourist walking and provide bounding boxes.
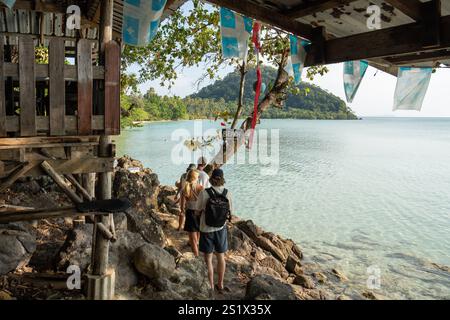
[180,169,203,256]
[197,156,211,188]
[196,169,232,296]
[175,164,196,230]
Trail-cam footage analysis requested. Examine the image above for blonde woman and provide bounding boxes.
[180,169,204,256]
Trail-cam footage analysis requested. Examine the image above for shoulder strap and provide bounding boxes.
[222,189,228,197]
[206,187,215,198]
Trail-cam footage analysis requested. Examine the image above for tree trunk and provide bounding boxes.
[212,49,290,166]
[231,61,247,129]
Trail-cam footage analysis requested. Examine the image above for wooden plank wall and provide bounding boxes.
[49,38,66,136]
[19,36,36,137]
[104,40,121,136]
[0,37,5,137]
[77,39,93,136]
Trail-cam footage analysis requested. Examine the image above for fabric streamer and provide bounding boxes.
[393,67,432,111]
[0,0,15,9]
[220,7,253,60]
[343,60,369,103]
[288,35,309,84]
[123,0,167,46]
[248,22,262,149]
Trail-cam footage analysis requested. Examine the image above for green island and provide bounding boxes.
[121,66,357,127]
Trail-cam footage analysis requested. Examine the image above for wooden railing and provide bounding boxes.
[0,35,120,137]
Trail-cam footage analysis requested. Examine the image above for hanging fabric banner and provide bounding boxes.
[220,7,253,60]
[343,60,369,103]
[248,22,262,149]
[122,0,167,46]
[289,35,309,84]
[1,0,16,8]
[393,67,432,111]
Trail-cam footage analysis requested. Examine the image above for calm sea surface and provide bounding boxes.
[116,118,450,299]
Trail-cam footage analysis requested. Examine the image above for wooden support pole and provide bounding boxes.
[40,160,83,204]
[90,0,114,288]
[65,174,94,201]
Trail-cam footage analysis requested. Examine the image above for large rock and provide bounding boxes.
[113,156,160,211]
[125,209,166,247]
[109,230,148,290]
[259,256,289,279]
[0,224,36,275]
[245,274,298,300]
[58,224,93,272]
[134,243,176,280]
[169,253,211,299]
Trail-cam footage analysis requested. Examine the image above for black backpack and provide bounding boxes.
[205,188,231,228]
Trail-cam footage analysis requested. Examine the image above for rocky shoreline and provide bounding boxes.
[0,156,386,300]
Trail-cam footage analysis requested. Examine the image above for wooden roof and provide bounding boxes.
[203,0,450,74]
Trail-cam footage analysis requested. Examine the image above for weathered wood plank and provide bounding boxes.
[3,63,105,80]
[0,135,100,148]
[19,36,36,136]
[0,36,5,137]
[104,40,121,136]
[41,160,83,204]
[77,39,93,135]
[5,115,104,133]
[0,162,37,193]
[49,38,66,136]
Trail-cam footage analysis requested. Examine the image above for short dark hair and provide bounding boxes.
[210,169,225,186]
[204,164,213,176]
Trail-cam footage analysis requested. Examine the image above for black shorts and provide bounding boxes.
[199,227,228,254]
[184,209,200,232]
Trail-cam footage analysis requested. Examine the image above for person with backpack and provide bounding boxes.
[196,169,232,296]
[180,169,204,256]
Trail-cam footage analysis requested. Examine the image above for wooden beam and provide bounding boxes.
[305,15,450,67]
[65,174,94,201]
[421,0,441,48]
[0,136,100,149]
[285,0,355,19]
[0,36,5,137]
[0,206,111,224]
[19,36,36,137]
[0,162,36,193]
[206,0,314,40]
[386,50,450,66]
[384,0,422,22]
[49,38,66,136]
[40,160,83,204]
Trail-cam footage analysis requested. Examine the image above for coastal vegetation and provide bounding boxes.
[121,66,357,127]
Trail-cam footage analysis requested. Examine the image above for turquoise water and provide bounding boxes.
[116,118,450,299]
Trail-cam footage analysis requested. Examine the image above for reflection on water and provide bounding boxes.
[116,118,450,299]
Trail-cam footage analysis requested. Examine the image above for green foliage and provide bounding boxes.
[189,66,357,120]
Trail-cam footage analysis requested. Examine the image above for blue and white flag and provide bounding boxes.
[220,7,253,60]
[123,0,167,46]
[1,0,16,8]
[343,60,368,103]
[288,35,309,84]
[393,67,432,111]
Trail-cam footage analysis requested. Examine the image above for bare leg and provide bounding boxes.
[216,253,226,290]
[204,253,214,289]
[189,232,199,256]
[178,214,185,231]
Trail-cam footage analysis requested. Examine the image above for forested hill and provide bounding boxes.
[187,66,357,120]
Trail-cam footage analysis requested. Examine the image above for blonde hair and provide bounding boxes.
[183,169,200,199]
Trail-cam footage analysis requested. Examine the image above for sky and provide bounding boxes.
[134,62,450,118]
[130,2,450,118]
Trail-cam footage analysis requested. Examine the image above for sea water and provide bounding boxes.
[116,118,450,299]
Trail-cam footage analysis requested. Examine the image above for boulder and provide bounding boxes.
[245,274,298,300]
[312,272,327,284]
[0,224,36,275]
[293,274,315,289]
[57,224,93,272]
[109,230,148,290]
[259,256,289,279]
[331,268,348,282]
[227,225,253,256]
[169,253,211,299]
[134,243,176,280]
[113,156,160,212]
[125,209,166,247]
[285,254,303,275]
